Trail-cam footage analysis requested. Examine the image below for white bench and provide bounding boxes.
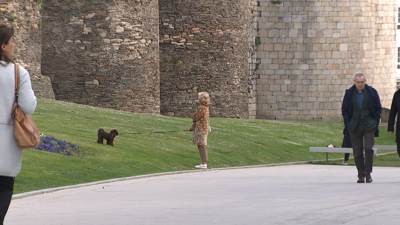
[309,146,397,164]
[373,145,397,151]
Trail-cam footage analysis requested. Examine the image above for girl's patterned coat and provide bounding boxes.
[192,105,209,146]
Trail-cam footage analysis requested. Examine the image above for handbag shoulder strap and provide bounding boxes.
[10,64,20,120]
[14,63,20,101]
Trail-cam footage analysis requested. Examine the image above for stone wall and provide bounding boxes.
[372,0,397,108]
[0,0,54,99]
[248,0,259,119]
[159,0,253,118]
[255,0,397,121]
[41,0,160,113]
[3,0,398,121]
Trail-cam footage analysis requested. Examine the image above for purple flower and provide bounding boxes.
[34,135,80,156]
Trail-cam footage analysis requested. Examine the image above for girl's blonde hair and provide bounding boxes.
[198,92,210,106]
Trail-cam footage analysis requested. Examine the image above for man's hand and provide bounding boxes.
[389,131,394,134]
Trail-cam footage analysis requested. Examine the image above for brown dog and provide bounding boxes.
[97,128,119,146]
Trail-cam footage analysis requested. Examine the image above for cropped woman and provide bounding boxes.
[0,24,37,224]
[190,92,210,169]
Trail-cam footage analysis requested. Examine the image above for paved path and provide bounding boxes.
[5,164,400,225]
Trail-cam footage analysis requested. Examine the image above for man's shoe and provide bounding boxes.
[195,164,207,169]
[366,175,373,183]
[357,177,365,183]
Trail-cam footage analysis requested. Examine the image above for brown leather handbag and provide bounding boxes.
[11,64,41,149]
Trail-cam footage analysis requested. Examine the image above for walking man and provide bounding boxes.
[342,72,382,183]
[387,89,400,157]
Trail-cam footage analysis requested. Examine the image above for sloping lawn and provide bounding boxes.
[15,98,397,194]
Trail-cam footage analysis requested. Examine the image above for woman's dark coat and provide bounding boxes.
[388,89,400,153]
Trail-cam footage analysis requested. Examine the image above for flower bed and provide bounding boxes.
[35,134,80,156]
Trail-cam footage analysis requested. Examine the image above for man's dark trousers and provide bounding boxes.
[349,123,375,178]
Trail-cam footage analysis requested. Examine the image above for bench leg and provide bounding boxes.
[326,153,328,165]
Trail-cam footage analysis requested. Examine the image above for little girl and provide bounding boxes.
[190,92,210,169]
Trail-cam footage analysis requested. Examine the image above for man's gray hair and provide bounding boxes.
[354,72,366,81]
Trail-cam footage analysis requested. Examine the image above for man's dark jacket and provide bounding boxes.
[342,84,382,137]
[388,89,400,145]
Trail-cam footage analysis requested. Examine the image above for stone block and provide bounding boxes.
[289,29,298,38]
[267,96,277,104]
[258,95,268,104]
[307,29,316,37]
[270,85,281,91]
[258,29,268,37]
[340,43,348,51]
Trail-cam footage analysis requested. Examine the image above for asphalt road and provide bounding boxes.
[5,164,400,225]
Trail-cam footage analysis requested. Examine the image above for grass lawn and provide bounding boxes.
[14,98,399,194]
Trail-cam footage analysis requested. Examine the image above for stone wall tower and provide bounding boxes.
[42,0,160,113]
[255,0,397,121]
[159,0,254,118]
[1,0,54,99]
